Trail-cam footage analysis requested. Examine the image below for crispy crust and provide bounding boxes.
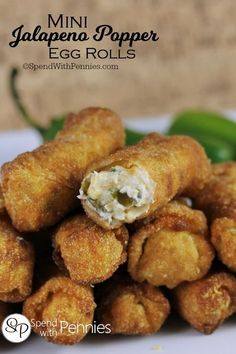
[1,107,125,232]
[81,134,211,229]
[194,162,236,220]
[23,276,96,345]
[0,215,34,302]
[211,218,236,271]
[132,198,194,231]
[194,162,236,271]
[174,272,236,334]
[128,203,214,288]
[53,214,129,284]
[97,277,170,335]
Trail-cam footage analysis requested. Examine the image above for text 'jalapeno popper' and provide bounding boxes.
[1,107,125,232]
[79,133,211,229]
[194,162,236,271]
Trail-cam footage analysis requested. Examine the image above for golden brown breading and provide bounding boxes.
[128,203,214,288]
[0,215,34,302]
[80,134,211,229]
[132,198,193,231]
[1,107,125,232]
[0,301,11,333]
[23,276,96,345]
[211,219,236,271]
[194,162,236,271]
[194,162,236,220]
[0,186,5,214]
[53,214,128,284]
[174,272,236,334]
[96,276,170,335]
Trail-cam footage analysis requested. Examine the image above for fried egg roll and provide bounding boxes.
[79,134,211,229]
[128,202,214,288]
[23,276,96,345]
[96,276,170,335]
[194,162,236,271]
[1,107,125,232]
[0,215,34,302]
[174,272,236,334]
[53,214,128,284]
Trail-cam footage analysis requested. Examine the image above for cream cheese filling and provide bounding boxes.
[78,166,156,226]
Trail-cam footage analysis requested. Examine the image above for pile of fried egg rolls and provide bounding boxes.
[0,107,236,346]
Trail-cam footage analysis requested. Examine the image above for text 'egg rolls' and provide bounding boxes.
[1,107,125,232]
[23,276,96,345]
[53,214,128,284]
[0,215,34,302]
[128,202,214,288]
[174,272,236,334]
[79,133,211,229]
[96,276,170,335]
[194,162,236,271]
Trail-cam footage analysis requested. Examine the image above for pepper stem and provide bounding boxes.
[9,67,45,135]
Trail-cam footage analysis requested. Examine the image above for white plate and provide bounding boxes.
[0,113,236,354]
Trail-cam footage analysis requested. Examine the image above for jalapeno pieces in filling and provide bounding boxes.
[78,166,156,227]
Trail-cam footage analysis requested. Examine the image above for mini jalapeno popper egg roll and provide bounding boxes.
[96,276,170,335]
[1,107,125,232]
[128,202,214,288]
[174,272,236,334]
[79,134,211,229]
[194,162,236,271]
[53,214,128,284]
[23,276,96,345]
[0,215,34,302]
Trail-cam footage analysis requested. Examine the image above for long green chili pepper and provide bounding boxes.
[168,110,236,148]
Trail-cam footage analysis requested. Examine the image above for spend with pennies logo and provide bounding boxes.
[1,313,31,343]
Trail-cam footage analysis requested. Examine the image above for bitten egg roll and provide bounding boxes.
[53,214,128,284]
[174,272,236,334]
[0,215,34,302]
[96,275,170,335]
[128,202,214,288]
[1,107,125,232]
[194,162,236,271]
[79,134,211,229]
[23,276,96,345]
